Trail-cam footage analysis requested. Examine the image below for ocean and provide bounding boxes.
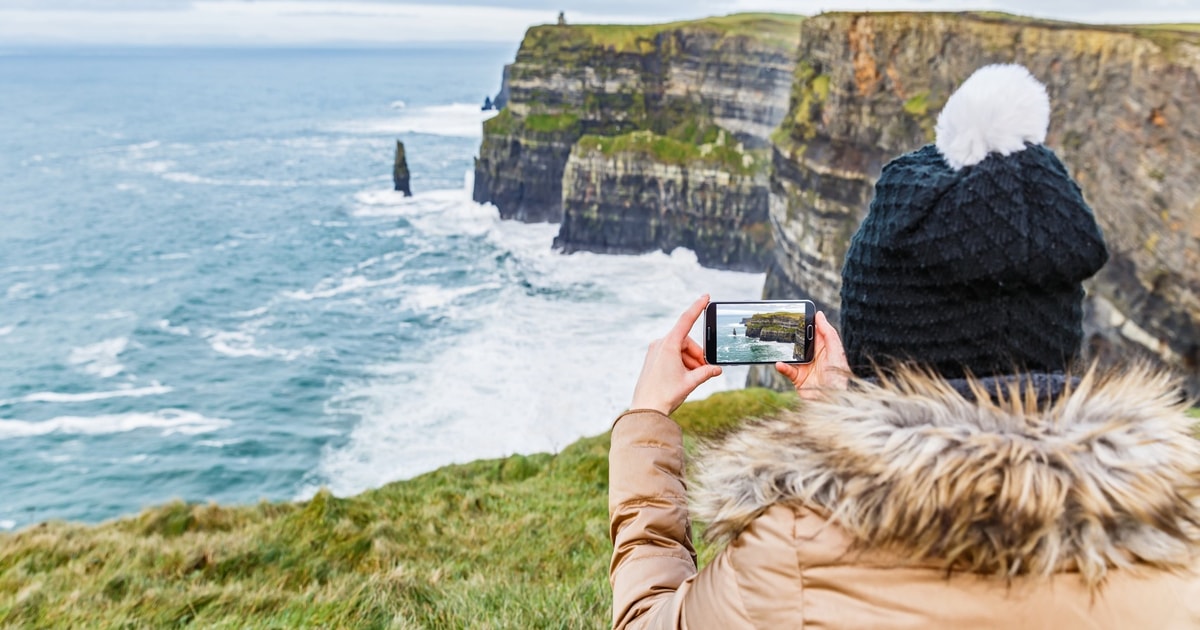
[0,46,764,530]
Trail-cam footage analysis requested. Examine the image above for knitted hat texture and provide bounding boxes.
[839,65,1109,378]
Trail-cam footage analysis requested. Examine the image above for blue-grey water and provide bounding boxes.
[0,46,762,531]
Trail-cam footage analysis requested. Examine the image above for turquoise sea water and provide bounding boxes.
[0,46,763,530]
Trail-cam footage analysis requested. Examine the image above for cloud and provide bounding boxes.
[0,1,666,46]
[0,0,1196,46]
[0,0,193,9]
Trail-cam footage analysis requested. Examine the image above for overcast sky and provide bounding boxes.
[1,0,1198,46]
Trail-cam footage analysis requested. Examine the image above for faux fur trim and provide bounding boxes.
[692,365,1200,586]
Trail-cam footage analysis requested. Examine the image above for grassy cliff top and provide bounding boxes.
[523,12,805,54]
[579,129,766,175]
[812,10,1200,41]
[0,389,795,628]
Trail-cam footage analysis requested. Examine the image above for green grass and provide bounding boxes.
[481,109,583,139]
[525,13,804,55]
[524,112,581,133]
[0,388,795,629]
[1189,407,1200,419]
[580,129,767,175]
[1144,24,1200,32]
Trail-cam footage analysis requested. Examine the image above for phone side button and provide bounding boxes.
[806,324,814,340]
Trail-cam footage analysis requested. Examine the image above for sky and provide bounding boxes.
[0,0,1198,46]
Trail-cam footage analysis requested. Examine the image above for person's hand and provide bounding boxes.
[775,311,850,400]
[630,295,723,416]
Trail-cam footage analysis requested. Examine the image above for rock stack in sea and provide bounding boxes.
[393,140,412,197]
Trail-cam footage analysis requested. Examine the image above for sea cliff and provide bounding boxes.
[554,131,771,270]
[478,11,1200,390]
[758,13,1200,389]
[474,14,802,270]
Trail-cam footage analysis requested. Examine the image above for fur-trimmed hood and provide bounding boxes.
[692,366,1200,586]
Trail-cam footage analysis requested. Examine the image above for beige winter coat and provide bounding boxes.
[609,367,1200,629]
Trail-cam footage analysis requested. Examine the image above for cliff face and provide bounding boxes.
[743,312,805,341]
[554,132,772,271]
[759,13,1200,389]
[474,14,802,261]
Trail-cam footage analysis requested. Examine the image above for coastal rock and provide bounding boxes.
[554,131,772,271]
[474,15,802,241]
[762,13,1200,391]
[393,140,412,197]
[743,312,804,342]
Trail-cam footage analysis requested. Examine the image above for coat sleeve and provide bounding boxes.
[608,410,755,629]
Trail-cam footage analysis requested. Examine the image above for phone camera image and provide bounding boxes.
[714,302,808,364]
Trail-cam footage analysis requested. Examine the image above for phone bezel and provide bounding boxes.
[704,300,816,365]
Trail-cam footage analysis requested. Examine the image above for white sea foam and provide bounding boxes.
[327,103,494,138]
[0,410,231,440]
[0,383,172,407]
[206,329,318,361]
[68,337,128,379]
[311,187,763,497]
[155,319,191,336]
[0,263,63,274]
[232,306,269,318]
[141,160,176,174]
[390,100,407,110]
[161,171,383,188]
[6,282,34,300]
[284,275,376,301]
[95,310,136,321]
[0,520,14,531]
[0,325,13,337]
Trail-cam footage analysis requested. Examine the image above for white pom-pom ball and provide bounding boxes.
[934,64,1050,170]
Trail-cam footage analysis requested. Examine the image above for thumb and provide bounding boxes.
[775,361,799,383]
[686,365,722,390]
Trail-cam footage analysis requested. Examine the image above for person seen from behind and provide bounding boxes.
[609,64,1200,629]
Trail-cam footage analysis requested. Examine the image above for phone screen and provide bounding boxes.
[705,300,815,365]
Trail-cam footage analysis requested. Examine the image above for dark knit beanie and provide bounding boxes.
[840,64,1109,379]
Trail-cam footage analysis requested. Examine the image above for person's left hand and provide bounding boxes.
[630,295,723,416]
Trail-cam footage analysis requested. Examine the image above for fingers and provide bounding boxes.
[685,363,722,390]
[681,336,705,368]
[775,361,799,383]
[666,294,709,347]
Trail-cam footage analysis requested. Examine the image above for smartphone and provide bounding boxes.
[704,300,816,365]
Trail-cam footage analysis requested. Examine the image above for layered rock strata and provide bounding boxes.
[743,312,805,342]
[554,132,772,270]
[474,14,803,268]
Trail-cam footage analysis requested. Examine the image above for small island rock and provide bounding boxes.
[393,140,412,197]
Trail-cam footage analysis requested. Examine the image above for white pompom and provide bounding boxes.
[934,64,1050,170]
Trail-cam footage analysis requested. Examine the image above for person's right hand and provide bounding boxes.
[775,311,850,400]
